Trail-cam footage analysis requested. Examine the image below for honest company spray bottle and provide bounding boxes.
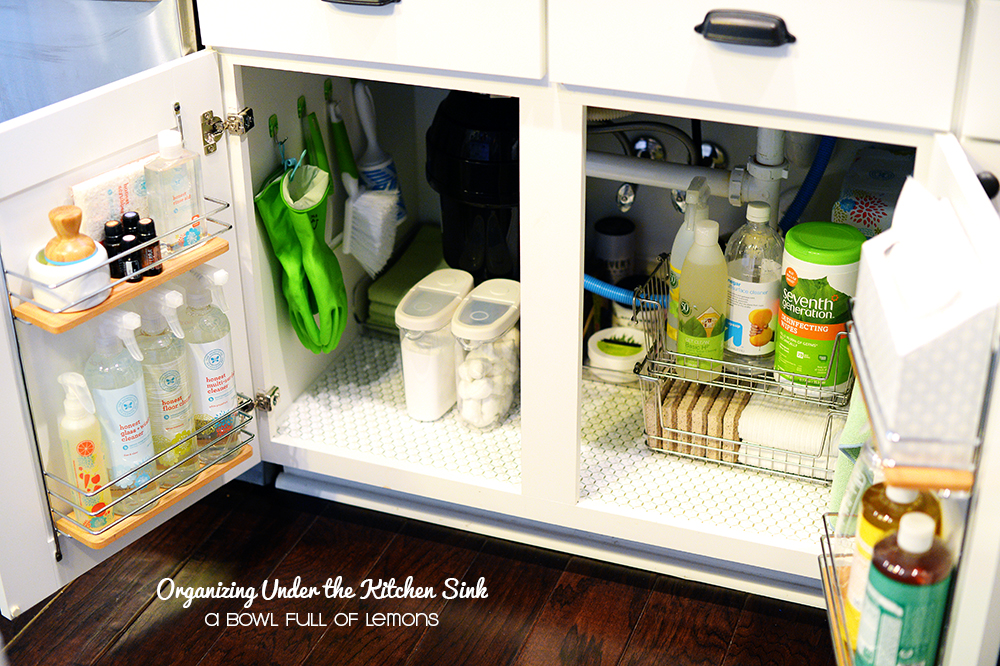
[178,266,239,464]
[138,287,197,489]
[57,372,112,530]
[83,310,157,516]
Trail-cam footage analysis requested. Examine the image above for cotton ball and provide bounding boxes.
[466,378,493,400]
[466,358,488,379]
[458,362,473,382]
[480,396,501,424]
[461,398,483,425]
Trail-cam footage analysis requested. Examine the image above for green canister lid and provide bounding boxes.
[784,222,866,266]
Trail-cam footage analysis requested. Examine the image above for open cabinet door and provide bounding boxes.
[0,50,261,619]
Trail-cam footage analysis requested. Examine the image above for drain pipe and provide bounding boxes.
[585,127,789,217]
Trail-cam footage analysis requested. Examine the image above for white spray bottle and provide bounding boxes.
[667,177,711,352]
[138,287,197,488]
[177,266,239,464]
[83,309,157,516]
[57,372,112,530]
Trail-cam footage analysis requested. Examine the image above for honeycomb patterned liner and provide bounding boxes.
[278,335,826,544]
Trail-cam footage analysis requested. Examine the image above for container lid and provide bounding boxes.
[450,278,520,341]
[693,219,719,246]
[746,201,770,224]
[784,222,866,266]
[158,129,183,160]
[885,485,919,505]
[896,512,936,554]
[395,268,474,332]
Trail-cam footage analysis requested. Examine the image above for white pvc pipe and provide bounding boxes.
[756,128,786,167]
[585,151,732,197]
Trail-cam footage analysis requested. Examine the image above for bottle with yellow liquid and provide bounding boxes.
[676,219,728,381]
[843,481,942,649]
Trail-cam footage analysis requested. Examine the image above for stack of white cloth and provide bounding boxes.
[737,393,846,478]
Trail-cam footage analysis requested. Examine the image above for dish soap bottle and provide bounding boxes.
[667,177,710,351]
[178,266,239,464]
[144,129,205,254]
[855,512,952,666]
[138,287,197,489]
[676,219,728,381]
[83,310,156,516]
[57,372,112,531]
[844,480,942,648]
[724,202,783,370]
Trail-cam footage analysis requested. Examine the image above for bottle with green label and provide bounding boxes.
[775,222,865,395]
[855,511,952,666]
[677,219,728,381]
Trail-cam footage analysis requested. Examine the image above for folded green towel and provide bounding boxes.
[828,380,871,511]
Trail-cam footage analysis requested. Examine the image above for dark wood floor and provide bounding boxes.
[1,480,838,666]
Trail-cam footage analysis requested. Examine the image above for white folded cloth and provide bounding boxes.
[737,393,846,478]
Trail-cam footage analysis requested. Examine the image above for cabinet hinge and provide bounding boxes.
[201,107,255,155]
[247,386,280,413]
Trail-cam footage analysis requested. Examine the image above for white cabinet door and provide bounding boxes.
[0,51,261,619]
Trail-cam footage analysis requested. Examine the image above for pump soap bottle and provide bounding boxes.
[178,266,239,464]
[145,129,205,254]
[138,287,197,488]
[83,310,157,516]
[667,177,710,351]
[57,372,112,530]
[855,512,953,666]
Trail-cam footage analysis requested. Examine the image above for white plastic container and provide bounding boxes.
[587,326,645,384]
[144,129,205,253]
[450,279,521,429]
[394,269,474,421]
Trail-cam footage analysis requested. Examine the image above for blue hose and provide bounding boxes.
[583,274,637,306]
[779,135,837,233]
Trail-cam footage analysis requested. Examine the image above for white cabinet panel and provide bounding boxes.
[197,0,545,80]
[549,0,965,130]
[960,0,1000,141]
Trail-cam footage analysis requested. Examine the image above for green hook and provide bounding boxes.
[324,79,334,102]
[268,114,279,140]
[297,96,307,119]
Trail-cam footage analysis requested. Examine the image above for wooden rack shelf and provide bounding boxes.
[54,443,252,549]
[11,237,228,334]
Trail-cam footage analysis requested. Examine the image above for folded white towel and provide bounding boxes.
[737,393,845,478]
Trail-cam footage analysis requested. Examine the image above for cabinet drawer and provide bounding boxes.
[960,0,1000,141]
[549,0,965,130]
[197,0,544,80]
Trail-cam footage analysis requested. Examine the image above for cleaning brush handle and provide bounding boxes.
[354,81,389,168]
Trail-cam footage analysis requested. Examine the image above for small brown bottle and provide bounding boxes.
[138,217,163,276]
[120,233,143,283]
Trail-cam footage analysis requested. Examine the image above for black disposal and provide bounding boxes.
[426,91,519,283]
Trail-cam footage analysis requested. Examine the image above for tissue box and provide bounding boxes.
[832,146,914,239]
[853,178,998,460]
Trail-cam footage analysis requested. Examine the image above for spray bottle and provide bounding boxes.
[177,266,239,464]
[138,287,197,489]
[57,372,112,530]
[667,177,711,351]
[83,310,156,516]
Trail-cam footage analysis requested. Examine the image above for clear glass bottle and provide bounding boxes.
[144,129,205,254]
[723,201,783,371]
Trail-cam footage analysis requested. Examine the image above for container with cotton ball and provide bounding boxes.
[450,279,521,430]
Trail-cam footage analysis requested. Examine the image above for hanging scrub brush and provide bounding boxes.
[328,98,397,277]
[354,80,407,226]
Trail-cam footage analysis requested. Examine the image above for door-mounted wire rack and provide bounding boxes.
[43,394,255,549]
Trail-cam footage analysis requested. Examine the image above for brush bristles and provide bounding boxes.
[344,189,399,277]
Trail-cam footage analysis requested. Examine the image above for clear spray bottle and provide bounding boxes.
[177,266,239,465]
[83,310,157,516]
[57,372,112,530]
[138,287,197,489]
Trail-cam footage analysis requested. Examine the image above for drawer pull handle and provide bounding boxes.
[695,10,796,47]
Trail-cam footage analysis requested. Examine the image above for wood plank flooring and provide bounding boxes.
[1,481,838,666]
